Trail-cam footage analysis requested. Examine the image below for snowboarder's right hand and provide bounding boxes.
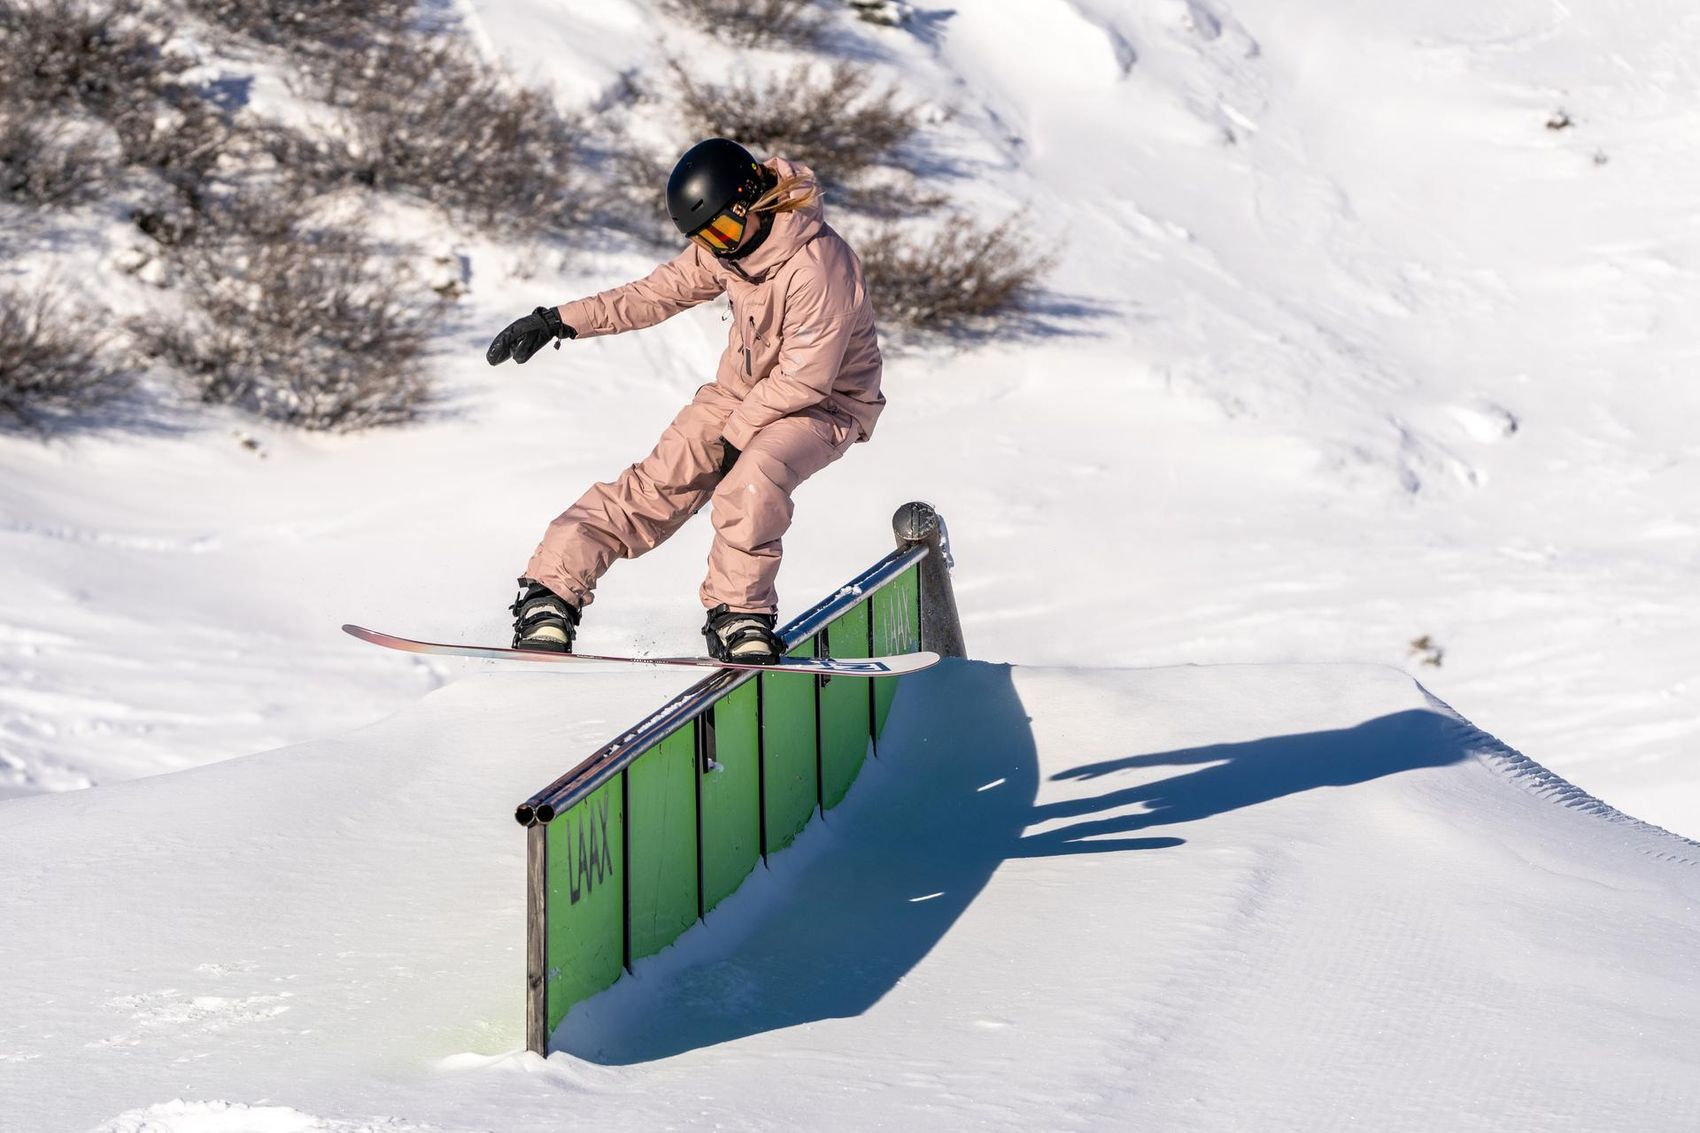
[487,306,576,366]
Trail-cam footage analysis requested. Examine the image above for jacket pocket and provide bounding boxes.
[811,402,854,452]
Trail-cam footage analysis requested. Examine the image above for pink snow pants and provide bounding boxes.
[524,384,857,614]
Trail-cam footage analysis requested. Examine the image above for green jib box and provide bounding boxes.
[536,557,926,1040]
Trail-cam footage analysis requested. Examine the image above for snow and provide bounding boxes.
[4,0,1700,1126]
[4,662,1699,1130]
[88,1100,428,1133]
[7,0,1697,828]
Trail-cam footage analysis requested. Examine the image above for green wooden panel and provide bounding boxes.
[871,566,921,738]
[544,777,624,1033]
[701,681,761,913]
[820,603,873,810]
[761,637,819,854]
[626,725,700,961]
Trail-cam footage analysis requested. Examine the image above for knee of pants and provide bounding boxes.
[711,456,796,550]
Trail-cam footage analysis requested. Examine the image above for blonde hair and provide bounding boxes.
[751,171,822,216]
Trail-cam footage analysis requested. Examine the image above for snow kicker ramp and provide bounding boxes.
[4,665,1699,1130]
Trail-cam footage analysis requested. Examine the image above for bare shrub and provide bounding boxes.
[133,201,439,431]
[182,0,416,56]
[0,107,113,206]
[0,0,191,126]
[673,60,916,197]
[0,284,132,434]
[0,0,262,213]
[128,163,311,252]
[119,99,264,211]
[1408,635,1445,668]
[553,72,688,246]
[573,140,676,247]
[853,212,1054,333]
[284,36,579,233]
[848,0,910,27]
[660,0,828,49]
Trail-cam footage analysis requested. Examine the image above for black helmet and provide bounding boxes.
[667,138,769,254]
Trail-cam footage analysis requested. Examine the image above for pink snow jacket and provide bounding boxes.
[557,158,885,451]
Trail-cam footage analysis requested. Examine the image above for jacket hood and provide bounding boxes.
[730,157,825,281]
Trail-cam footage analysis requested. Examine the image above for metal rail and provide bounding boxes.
[514,541,930,827]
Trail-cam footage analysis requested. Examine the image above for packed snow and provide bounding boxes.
[4,0,1699,1128]
[4,663,1698,1130]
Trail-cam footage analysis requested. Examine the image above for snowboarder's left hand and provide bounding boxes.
[719,438,740,476]
[487,306,575,366]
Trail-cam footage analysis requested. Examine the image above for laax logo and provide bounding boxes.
[564,794,615,905]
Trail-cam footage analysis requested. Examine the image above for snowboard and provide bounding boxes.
[342,624,940,677]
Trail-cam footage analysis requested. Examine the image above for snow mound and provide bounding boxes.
[4,659,1697,1129]
[88,1100,441,1133]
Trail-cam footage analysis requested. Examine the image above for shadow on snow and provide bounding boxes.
[555,660,1468,1063]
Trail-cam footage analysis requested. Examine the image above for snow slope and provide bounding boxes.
[2,661,1697,1131]
[3,0,1698,837]
[6,1,1700,1120]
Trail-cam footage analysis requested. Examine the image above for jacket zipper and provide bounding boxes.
[725,258,757,377]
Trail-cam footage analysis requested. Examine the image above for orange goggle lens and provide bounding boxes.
[688,207,749,254]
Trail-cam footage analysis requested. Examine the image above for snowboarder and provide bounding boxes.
[485,138,885,664]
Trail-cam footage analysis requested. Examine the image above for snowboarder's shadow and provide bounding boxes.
[556,662,1469,1064]
[1021,704,1470,855]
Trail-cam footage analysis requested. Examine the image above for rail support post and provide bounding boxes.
[892,501,966,659]
[525,822,548,1055]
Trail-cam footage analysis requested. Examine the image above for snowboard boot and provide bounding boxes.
[510,578,580,653]
[703,603,786,665]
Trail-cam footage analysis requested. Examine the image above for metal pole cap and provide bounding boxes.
[892,501,940,544]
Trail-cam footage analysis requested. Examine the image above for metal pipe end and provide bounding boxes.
[515,804,535,826]
[534,803,556,825]
[892,500,939,544]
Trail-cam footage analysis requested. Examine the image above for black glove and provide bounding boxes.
[486,306,575,366]
[719,438,740,476]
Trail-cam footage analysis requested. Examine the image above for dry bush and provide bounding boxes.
[0,0,263,213]
[0,108,114,206]
[847,0,910,27]
[674,61,916,197]
[854,213,1054,334]
[572,140,677,247]
[0,0,191,126]
[117,99,261,212]
[128,168,305,254]
[0,284,132,434]
[132,199,439,431]
[284,36,580,233]
[182,0,415,56]
[553,73,687,247]
[660,0,828,49]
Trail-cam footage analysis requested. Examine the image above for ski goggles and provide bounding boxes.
[688,200,753,255]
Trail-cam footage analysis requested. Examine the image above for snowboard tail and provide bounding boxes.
[341,625,939,677]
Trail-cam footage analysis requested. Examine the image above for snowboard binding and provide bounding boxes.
[703,604,786,665]
[511,579,581,653]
